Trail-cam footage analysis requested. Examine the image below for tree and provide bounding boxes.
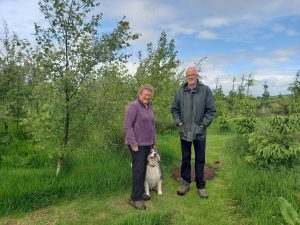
[245,73,256,96]
[233,74,258,134]
[261,81,270,110]
[0,21,31,134]
[237,74,246,96]
[288,70,300,95]
[247,114,300,167]
[288,70,300,113]
[34,0,139,175]
[135,31,181,129]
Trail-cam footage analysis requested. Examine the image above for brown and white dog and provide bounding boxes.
[144,148,163,197]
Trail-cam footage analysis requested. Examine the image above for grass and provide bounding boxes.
[0,149,131,216]
[224,135,300,225]
[1,122,299,224]
[0,124,246,224]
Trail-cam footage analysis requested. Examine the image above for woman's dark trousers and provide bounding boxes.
[129,145,151,201]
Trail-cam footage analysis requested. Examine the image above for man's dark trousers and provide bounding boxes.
[180,138,206,189]
[129,145,151,201]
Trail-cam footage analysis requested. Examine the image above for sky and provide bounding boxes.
[0,0,299,96]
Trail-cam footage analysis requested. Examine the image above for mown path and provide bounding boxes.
[1,128,247,225]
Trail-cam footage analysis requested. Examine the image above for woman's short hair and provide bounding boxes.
[138,84,154,96]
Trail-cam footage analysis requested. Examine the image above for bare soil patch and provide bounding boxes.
[171,161,220,181]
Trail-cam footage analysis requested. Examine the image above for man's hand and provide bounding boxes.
[132,146,139,152]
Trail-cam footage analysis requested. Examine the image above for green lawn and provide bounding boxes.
[0,127,247,225]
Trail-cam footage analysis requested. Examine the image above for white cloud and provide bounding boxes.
[273,47,300,57]
[125,61,139,75]
[0,0,42,40]
[272,23,299,37]
[272,24,285,32]
[0,0,299,96]
[166,23,197,35]
[101,0,174,44]
[286,29,299,36]
[198,30,218,40]
[181,48,298,96]
[200,17,232,28]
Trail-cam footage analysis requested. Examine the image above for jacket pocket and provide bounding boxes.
[195,124,205,135]
[178,124,184,133]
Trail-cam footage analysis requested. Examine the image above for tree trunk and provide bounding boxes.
[56,90,70,176]
[4,121,8,133]
[56,151,65,176]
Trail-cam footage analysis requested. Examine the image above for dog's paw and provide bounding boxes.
[158,191,162,195]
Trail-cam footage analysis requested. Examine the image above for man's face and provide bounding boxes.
[139,89,152,105]
[185,69,198,86]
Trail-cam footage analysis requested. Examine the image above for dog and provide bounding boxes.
[144,148,163,197]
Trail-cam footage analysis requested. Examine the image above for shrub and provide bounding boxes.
[246,114,300,167]
[217,115,230,131]
[234,116,256,134]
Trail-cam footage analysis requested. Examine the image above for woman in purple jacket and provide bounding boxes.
[124,84,156,210]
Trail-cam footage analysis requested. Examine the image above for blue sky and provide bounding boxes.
[0,0,299,96]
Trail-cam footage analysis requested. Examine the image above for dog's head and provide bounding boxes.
[147,149,160,166]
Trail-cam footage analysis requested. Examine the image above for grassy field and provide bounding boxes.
[0,125,248,225]
[224,135,300,225]
[1,122,299,224]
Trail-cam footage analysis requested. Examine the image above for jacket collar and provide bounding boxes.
[182,80,204,93]
[137,98,151,108]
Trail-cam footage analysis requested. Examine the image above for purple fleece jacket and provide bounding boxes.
[124,98,156,148]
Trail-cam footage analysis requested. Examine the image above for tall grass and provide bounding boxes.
[224,135,300,225]
[0,148,131,216]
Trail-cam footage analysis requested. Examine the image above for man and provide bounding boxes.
[171,67,216,198]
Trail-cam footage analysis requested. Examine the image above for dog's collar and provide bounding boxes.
[148,164,156,167]
[147,161,160,167]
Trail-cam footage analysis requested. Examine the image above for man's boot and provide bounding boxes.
[177,179,190,196]
[198,188,208,199]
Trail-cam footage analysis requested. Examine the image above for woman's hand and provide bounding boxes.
[132,146,139,152]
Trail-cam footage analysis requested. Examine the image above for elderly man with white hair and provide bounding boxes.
[171,67,216,199]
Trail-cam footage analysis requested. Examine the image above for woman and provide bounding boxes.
[124,84,156,210]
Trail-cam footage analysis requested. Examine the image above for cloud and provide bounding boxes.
[0,0,42,40]
[0,0,299,96]
[166,23,197,35]
[180,46,298,96]
[272,23,300,37]
[286,29,299,36]
[272,24,285,32]
[253,46,300,67]
[101,0,173,43]
[197,30,218,40]
[200,17,232,28]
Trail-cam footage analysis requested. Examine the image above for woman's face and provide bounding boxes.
[139,89,152,105]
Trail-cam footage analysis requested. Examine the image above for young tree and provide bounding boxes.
[288,70,300,95]
[135,31,181,128]
[233,74,258,134]
[261,81,270,110]
[245,73,256,96]
[34,0,139,175]
[288,70,300,113]
[0,21,31,134]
